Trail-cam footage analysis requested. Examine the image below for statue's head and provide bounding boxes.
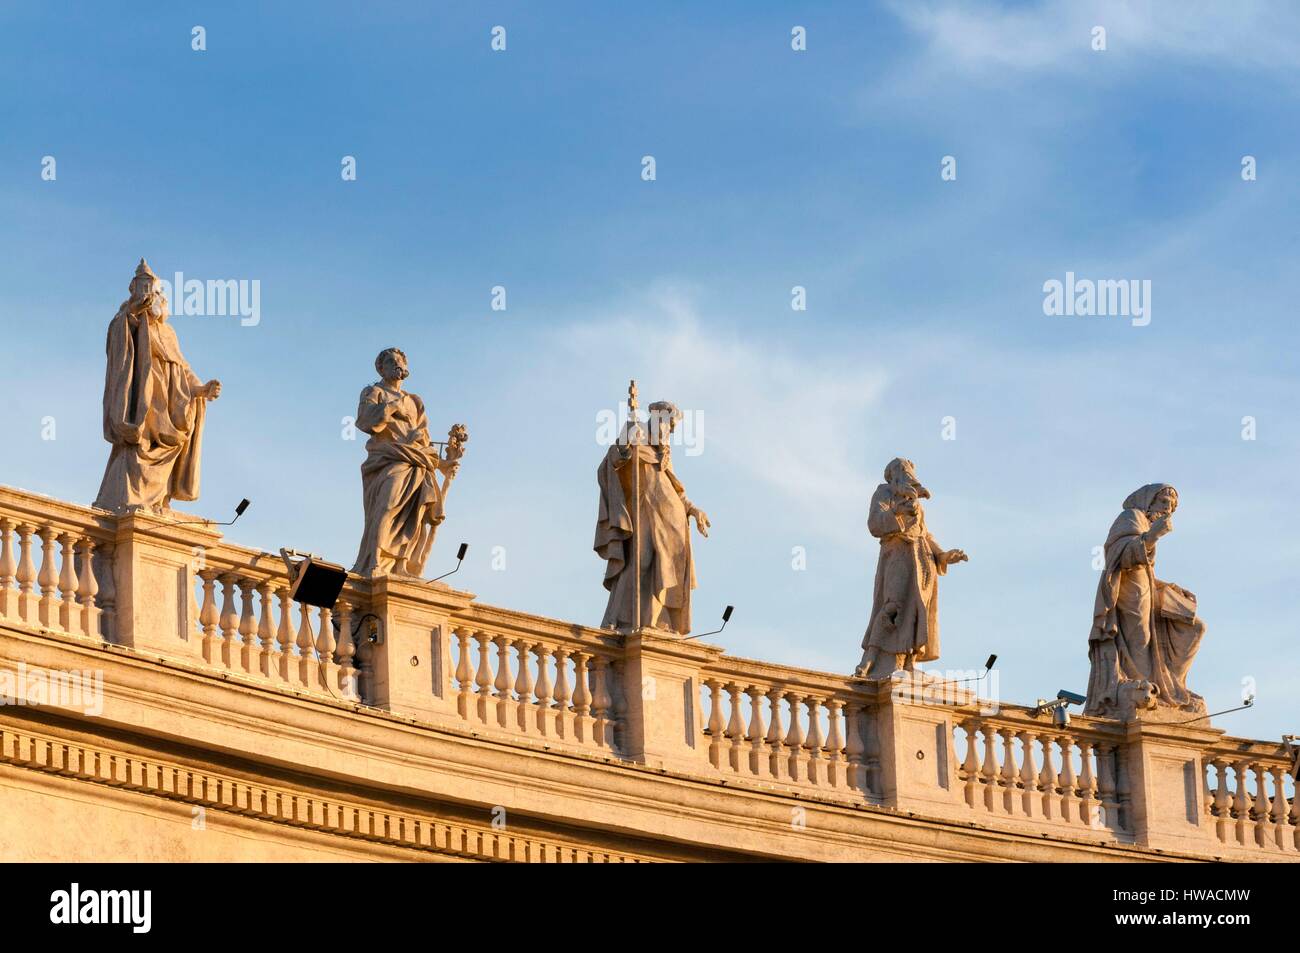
[883,457,930,500]
[1125,483,1178,520]
[647,400,682,444]
[128,258,169,322]
[375,347,409,384]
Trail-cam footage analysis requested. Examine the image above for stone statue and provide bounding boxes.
[351,348,467,578]
[854,458,967,678]
[1084,483,1207,719]
[94,259,222,514]
[594,392,709,635]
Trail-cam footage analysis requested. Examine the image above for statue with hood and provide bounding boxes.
[94,259,222,514]
[854,458,967,678]
[1084,483,1207,719]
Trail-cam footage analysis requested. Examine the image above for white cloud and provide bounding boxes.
[561,286,890,547]
[887,0,1300,78]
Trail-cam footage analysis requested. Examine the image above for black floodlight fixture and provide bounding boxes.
[279,548,348,610]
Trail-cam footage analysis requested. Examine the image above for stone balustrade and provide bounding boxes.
[954,708,1129,835]
[699,656,876,798]
[447,617,623,753]
[1203,738,1298,854]
[0,489,116,643]
[1,483,1296,862]
[189,543,365,703]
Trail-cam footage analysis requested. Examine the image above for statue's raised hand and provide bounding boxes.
[202,380,222,400]
[941,549,968,566]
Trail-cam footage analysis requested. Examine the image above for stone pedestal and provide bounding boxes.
[1121,714,1223,853]
[862,671,967,816]
[619,629,722,772]
[111,511,220,661]
[361,575,473,721]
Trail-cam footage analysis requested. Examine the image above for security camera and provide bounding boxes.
[1032,689,1086,725]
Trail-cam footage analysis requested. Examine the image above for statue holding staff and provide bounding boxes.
[594,384,710,635]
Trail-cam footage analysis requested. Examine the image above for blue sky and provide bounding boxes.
[2,1,1297,741]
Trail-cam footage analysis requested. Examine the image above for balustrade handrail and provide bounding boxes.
[700,652,866,702]
[0,486,118,542]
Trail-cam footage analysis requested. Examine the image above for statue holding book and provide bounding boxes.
[1084,483,1207,719]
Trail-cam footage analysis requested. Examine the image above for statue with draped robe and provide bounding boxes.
[594,400,709,635]
[854,458,967,678]
[351,348,466,578]
[1084,483,1207,719]
[94,259,222,514]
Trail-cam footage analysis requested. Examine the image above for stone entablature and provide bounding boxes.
[0,484,1294,862]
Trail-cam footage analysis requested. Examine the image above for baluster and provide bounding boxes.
[218,573,239,670]
[981,723,999,812]
[238,578,257,674]
[15,524,37,626]
[532,643,553,736]
[513,638,534,733]
[725,683,746,773]
[92,541,115,641]
[705,679,724,769]
[767,689,787,782]
[784,692,805,783]
[335,600,358,700]
[1097,744,1121,831]
[472,632,493,724]
[315,604,336,693]
[746,686,767,778]
[1231,760,1250,846]
[552,648,572,740]
[276,587,295,682]
[825,700,845,788]
[844,702,866,795]
[198,570,219,663]
[1078,741,1099,827]
[1037,733,1058,820]
[257,582,276,679]
[296,602,315,687]
[454,628,473,719]
[999,728,1018,814]
[1251,762,1272,848]
[590,655,613,748]
[37,526,58,628]
[76,538,100,638]
[1056,736,1077,823]
[805,697,825,786]
[1016,731,1038,817]
[1208,757,1229,843]
[1269,766,1290,851]
[960,720,981,808]
[493,636,514,729]
[0,518,15,620]
[1290,771,1300,852]
[572,653,592,744]
[57,533,78,633]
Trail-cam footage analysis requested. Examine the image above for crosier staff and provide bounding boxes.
[627,380,642,632]
[410,423,468,576]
